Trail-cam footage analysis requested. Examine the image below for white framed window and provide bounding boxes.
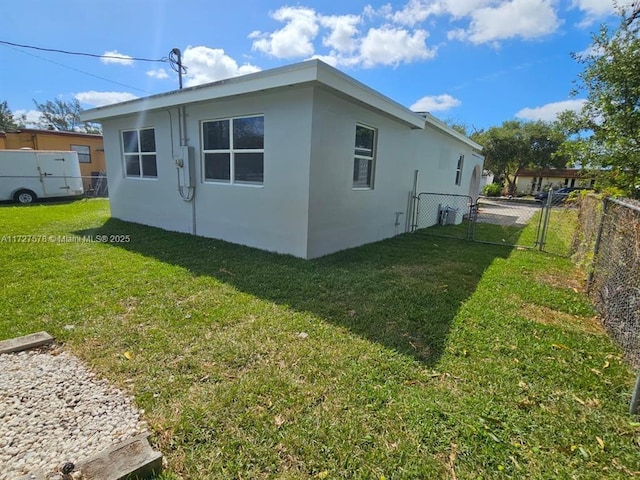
[353,124,376,189]
[455,154,464,186]
[202,115,264,185]
[70,144,91,163]
[121,128,157,178]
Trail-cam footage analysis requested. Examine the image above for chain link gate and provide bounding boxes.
[411,191,578,255]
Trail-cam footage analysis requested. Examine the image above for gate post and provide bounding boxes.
[537,190,553,251]
[586,196,609,292]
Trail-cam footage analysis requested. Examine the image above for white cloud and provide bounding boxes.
[452,0,562,44]
[310,54,340,67]
[515,99,587,121]
[440,0,494,18]
[572,0,636,26]
[410,94,462,112]
[574,43,605,59]
[100,50,134,66]
[75,91,138,107]
[248,5,438,68]
[13,109,42,127]
[320,14,361,53]
[146,68,169,79]
[182,46,261,87]
[251,6,319,58]
[390,0,443,26]
[359,27,436,67]
[572,0,634,19]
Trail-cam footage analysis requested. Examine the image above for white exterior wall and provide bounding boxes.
[306,88,483,258]
[415,123,483,197]
[306,88,417,258]
[101,112,195,234]
[411,124,483,229]
[101,88,314,258]
[100,83,482,260]
[190,88,313,258]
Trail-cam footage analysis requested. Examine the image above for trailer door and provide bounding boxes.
[36,153,70,197]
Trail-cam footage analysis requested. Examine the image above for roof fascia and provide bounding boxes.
[80,61,322,122]
[81,60,426,129]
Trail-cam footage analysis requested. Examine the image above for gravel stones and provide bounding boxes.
[0,346,148,479]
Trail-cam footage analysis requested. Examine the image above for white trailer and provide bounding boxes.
[0,149,84,204]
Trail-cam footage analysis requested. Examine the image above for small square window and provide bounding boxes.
[204,153,231,182]
[235,152,264,184]
[122,128,157,179]
[203,120,230,150]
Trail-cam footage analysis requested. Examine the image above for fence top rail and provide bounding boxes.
[417,192,473,200]
[609,197,640,213]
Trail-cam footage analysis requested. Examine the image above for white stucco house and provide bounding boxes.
[81,59,483,259]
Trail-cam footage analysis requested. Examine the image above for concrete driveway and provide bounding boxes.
[476,198,540,226]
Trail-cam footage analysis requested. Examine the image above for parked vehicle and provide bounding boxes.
[534,187,587,203]
[0,149,84,204]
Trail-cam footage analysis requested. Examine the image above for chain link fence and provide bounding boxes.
[413,193,474,240]
[413,193,576,253]
[573,195,640,367]
[474,198,541,247]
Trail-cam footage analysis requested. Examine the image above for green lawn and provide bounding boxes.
[1,199,638,479]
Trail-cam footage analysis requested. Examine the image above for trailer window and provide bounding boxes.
[122,128,157,179]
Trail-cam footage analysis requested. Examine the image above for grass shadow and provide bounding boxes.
[76,218,513,366]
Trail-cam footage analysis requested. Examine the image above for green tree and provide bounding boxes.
[473,120,567,195]
[33,98,101,133]
[560,7,640,198]
[0,100,21,131]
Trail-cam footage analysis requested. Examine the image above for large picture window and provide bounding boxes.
[70,144,91,163]
[353,124,376,189]
[202,115,264,185]
[122,128,157,178]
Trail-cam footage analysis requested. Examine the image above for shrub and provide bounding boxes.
[482,183,502,197]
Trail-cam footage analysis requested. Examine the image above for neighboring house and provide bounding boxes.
[1,129,105,191]
[515,168,595,195]
[81,59,483,259]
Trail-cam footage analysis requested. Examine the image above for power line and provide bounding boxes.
[0,39,167,63]
[0,43,154,94]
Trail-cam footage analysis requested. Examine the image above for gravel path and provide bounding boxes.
[0,346,148,479]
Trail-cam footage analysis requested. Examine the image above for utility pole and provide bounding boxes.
[170,48,185,90]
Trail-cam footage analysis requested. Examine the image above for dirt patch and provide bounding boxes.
[518,302,605,335]
[534,268,586,293]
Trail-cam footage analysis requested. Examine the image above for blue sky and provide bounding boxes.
[0,0,631,131]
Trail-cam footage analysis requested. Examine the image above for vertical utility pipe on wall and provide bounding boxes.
[172,103,196,233]
[410,170,419,232]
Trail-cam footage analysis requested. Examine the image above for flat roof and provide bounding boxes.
[3,128,102,139]
[81,59,481,150]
